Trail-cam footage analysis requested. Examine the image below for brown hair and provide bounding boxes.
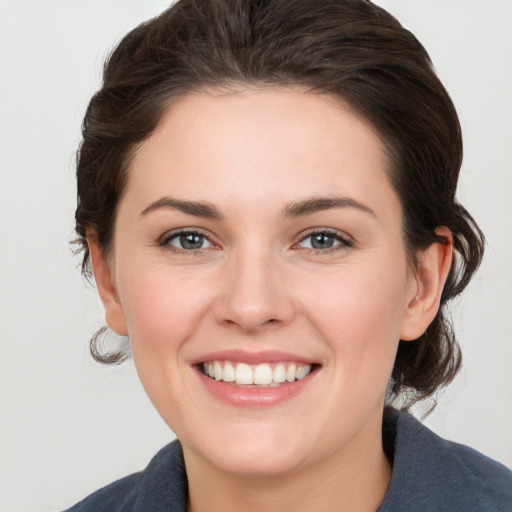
[75,0,484,407]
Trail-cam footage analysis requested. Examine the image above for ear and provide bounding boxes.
[400,227,453,341]
[87,232,128,336]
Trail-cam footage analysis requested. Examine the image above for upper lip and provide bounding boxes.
[190,349,318,366]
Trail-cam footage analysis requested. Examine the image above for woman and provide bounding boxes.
[67,0,512,510]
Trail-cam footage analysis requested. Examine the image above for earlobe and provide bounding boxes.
[400,227,453,341]
[87,233,128,336]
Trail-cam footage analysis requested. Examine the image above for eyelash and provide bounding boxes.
[158,229,216,255]
[295,229,354,255]
[158,228,353,256]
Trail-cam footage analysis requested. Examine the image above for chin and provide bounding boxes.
[183,421,311,477]
[208,444,307,477]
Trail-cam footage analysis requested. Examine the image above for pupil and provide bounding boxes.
[311,233,333,249]
[180,233,203,249]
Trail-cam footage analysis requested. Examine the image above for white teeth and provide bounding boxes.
[273,363,286,383]
[203,361,314,385]
[223,362,235,382]
[254,364,273,385]
[296,365,310,380]
[235,363,254,385]
[213,361,223,381]
[286,363,296,382]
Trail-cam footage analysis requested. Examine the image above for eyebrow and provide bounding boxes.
[140,195,376,221]
[282,196,376,219]
[140,197,224,220]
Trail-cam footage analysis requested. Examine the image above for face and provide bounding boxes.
[97,88,423,477]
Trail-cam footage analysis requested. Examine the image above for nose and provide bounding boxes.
[213,245,296,334]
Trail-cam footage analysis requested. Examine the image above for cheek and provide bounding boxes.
[116,263,213,358]
[115,264,218,425]
[301,258,410,376]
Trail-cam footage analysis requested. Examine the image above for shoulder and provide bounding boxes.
[64,440,188,512]
[64,472,141,512]
[380,408,512,512]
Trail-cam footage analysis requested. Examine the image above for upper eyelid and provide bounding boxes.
[160,227,213,242]
[296,228,353,244]
[159,229,218,254]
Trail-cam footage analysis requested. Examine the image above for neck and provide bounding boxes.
[184,412,391,512]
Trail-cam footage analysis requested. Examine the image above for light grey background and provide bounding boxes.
[1,1,511,511]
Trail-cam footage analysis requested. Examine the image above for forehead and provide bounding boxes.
[124,87,397,220]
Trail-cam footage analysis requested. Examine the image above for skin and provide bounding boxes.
[88,88,453,512]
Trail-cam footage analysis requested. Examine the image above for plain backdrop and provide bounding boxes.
[1,1,511,511]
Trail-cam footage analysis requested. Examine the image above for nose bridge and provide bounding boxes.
[214,238,294,332]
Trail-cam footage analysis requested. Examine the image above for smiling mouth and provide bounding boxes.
[199,361,318,387]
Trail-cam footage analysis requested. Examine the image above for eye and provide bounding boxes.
[297,230,352,252]
[162,231,213,251]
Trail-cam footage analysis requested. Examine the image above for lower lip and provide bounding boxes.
[196,368,318,408]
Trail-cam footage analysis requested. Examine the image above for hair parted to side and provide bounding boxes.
[75,0,484,407]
